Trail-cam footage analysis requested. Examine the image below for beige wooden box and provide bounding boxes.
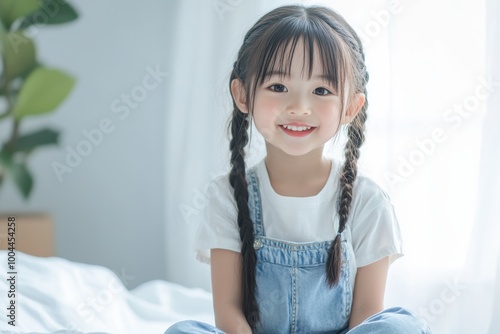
[0,213,54,257]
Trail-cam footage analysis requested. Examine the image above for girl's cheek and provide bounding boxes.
[257,95,282,110]
[253,97,283,138]
[253,116,275,141]
[318,101,342,118]
[254,98,283,124]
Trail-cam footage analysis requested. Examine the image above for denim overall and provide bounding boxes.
[165,166,431,334]
[246,165,352,333]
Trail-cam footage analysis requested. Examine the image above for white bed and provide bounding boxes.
[0,251,214,333]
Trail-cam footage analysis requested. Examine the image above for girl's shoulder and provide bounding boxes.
[206,172,235,206]
[348,170,394,221]
[331,161,391,203]
[207,162,260,200]
[353,173,391,201]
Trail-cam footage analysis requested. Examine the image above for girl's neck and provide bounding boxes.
[264,144,332,197]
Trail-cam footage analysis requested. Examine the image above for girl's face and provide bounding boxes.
[233,39,362,158]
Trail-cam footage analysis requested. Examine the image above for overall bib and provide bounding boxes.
[246,166,352,333]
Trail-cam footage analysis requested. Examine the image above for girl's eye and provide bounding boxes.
[269,84,287,93]
[313,87,331,96]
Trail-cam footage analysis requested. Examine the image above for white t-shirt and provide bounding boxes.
[195,158,403,268]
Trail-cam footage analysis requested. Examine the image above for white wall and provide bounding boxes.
[0,0,176,288]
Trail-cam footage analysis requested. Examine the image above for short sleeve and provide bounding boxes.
[349,178,404,268]
[194,175,242,264]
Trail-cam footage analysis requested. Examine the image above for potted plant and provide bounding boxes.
[0,0,78,256]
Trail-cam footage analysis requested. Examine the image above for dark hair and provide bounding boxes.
[227,4,369,329]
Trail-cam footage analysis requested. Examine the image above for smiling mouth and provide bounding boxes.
[281,124,313,131]
[279,124,316,137]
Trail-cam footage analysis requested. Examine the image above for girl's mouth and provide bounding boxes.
[279,124,316,137]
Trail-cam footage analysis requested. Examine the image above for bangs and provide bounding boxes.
[252,14,349,93]
[236,6,357,114]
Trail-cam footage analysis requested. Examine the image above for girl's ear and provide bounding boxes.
[231,79,249,113]
[342,93,365,124]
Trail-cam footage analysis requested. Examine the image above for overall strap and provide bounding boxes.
[246,166,266,238]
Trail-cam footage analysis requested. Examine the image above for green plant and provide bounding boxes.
[0,0,78,199]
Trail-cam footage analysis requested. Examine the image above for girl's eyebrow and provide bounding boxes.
[264,70,332,81]
[264,70,289,79]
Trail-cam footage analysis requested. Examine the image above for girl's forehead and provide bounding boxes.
[266,38,327,79]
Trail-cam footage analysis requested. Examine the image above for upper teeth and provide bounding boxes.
[282,125,312,131]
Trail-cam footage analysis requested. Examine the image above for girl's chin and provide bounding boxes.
[269,144,325,158]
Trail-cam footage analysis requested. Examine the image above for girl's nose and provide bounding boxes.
[286,96,312,115]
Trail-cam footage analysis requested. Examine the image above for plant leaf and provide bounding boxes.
[1,31,37,80]
[13,67,75,119]
[18,0,78,30]
[0,0,40,30]
[14,128,59,153]
[0,15,6,45]
[0,149,33,198]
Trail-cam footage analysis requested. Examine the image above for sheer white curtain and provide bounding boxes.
[451,0,500,332]
[163,0,272,290]
[163,0,497,332]
[484,4,500,333]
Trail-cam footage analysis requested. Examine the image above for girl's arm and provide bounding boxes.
[211,248,252,334]
[348,256,390,329]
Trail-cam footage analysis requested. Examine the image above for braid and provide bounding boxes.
[326,46,369,287]
[228,70,260,328]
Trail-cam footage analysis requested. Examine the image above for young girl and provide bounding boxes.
[166,4,431,334]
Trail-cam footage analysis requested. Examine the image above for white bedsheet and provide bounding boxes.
[0,251,214,333]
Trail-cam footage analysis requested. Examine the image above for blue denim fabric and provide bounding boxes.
[246,165,353,333]
[165,307,431,334]
[165,167,431,334]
